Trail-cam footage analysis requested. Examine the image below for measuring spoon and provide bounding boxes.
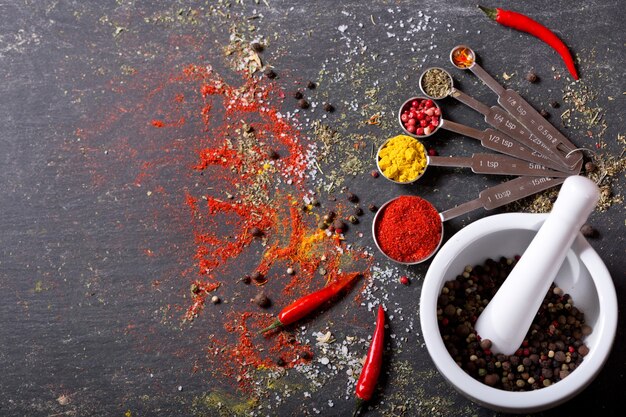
[398,96,578,174]
[416,68,582,174]
[372,175,566,264]
[474,176,599,355]
[376,137,568,185]
[449,45,582,170]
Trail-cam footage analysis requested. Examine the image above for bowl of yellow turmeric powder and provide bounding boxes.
[376,134,429,184]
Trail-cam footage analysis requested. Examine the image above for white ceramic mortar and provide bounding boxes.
[419,212,618,413]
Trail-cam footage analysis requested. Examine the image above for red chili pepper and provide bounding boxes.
[260,272,361,333]
[353,305,385,417]
[478,5,579,80]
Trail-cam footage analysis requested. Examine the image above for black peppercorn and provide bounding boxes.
[323,103,334,112]
[264,68,277,79]
[241,275,251,284]
[580,224,597,238]
[368,204,378,212]
[306,80,316,89]
[297,98,309,109]
[549,100,560,108]
[332,219,345,231]
[253,292,271,308]
[251,42,264,53]
[268,149,279,160]
[293,90,303,99]
[346,192,358,203]
[354,207,363,216]
[250,227,263,237]
[276,357,286,367]
[584,161,596,173]
[251,271,264,283]
[525,71,539,83]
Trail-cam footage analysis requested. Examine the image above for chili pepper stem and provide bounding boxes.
[352,398,365,417]
[259,319,283,334]
[478,5,498,20]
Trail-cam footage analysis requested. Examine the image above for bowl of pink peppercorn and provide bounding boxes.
[398,96,442,139]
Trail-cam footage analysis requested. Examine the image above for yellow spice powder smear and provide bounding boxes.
[378,135,427,183]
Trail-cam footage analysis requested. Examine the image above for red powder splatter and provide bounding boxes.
[80,59,372,393]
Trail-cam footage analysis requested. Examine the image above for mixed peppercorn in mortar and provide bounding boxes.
[437,256,591,391]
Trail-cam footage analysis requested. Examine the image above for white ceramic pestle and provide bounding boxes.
[474,175,600,355]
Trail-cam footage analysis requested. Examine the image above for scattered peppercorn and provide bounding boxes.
[580,224,598,238]
[333,219,345,232]
[297,98,309,109]
[264,68,277,79]
[251,42,264,53]
[250,227,263,237]
[525,71,538,83]
[346,192,358,203]
[354,207,364,216]
[549,100,560,108]
[253,292,271,308]
[307,80,316,89]
[251,271,264,283]
[370,170,379,178]
[276,357,286,367]
[539,109,550,118]
[323,211,336,222]
[268,149,280,160]
[368,204,378,213]
[323,103,334,112]
[348,215,359,225]
[300,350,312,360]
[310,198,320,207]
[584,162,596,173]
[399,276,410,285]
[241,275,252,284]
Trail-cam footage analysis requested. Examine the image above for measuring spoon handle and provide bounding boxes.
[442,120,571,173]
[439,176,566,222]
[428,154,566,177]
[450,87,491,116]
[470,63,505,96]
[497,89,581,168]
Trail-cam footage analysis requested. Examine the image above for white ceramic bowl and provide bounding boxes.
[420,212,618,413]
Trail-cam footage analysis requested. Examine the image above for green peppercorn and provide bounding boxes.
[348,215,359,224]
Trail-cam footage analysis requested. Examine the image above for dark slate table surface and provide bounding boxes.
[1,1,623,416]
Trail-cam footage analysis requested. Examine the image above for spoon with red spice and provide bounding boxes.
[372,175,566,264]
[448,45,582,171]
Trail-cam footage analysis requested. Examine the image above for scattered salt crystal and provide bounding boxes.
[338,25,348,33]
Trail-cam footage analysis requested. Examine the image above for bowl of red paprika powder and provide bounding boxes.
[372,195,444,264]
[420,212,617,413]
